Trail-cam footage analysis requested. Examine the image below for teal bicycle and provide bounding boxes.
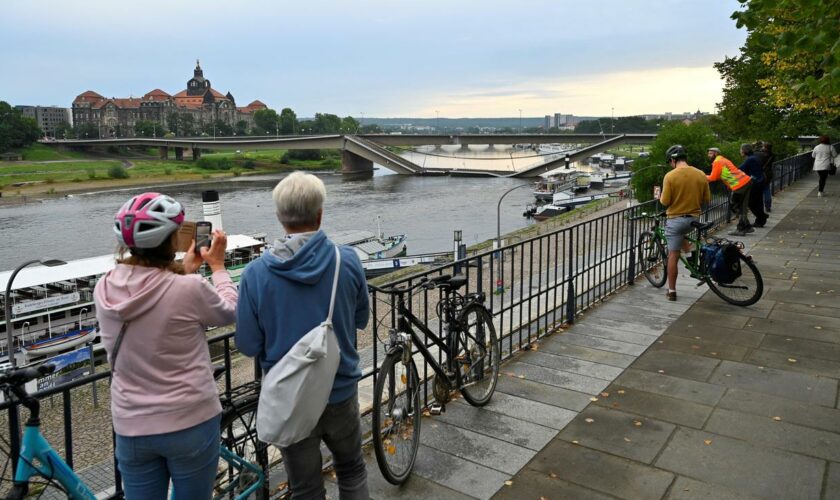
[634,212,763,306]
[0,363,264,499]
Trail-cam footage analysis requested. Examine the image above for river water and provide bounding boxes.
[0,146,577,270]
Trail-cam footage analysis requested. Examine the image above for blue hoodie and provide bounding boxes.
[235,230,369,404]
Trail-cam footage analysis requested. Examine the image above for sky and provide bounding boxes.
[0,0,747,119]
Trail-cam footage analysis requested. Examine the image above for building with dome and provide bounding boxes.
[71,61,267,138]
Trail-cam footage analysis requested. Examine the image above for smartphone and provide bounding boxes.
[194,221,212,255]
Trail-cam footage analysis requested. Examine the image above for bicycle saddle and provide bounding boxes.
[691,221,714,232]
[437,274,467,291]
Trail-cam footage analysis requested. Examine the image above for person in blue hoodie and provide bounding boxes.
[235,172,369,499]
[738,143,768,229]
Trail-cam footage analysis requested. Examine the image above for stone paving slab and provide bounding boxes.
[413,445,510,499]
[526,440,675,500]
[663,323,766,348]
[435,399,557,451]
[632,350,720,381]
[717,388,840,434]
[538,336,638,368]
[461,390,578,430]
[504,360,610,394]
[550,331,649,356]
[595,384,714,429]
[655,427,824,500]
[419,420,534,475]
[704,407,840,462]
[707,360,837,406]
[758,333,840,362]
[558,405,676,463]
[666,476,762,500]
[651,333,750,361]
[325,460,474,500]
[744,316,840,343]
[566,322,660,346]
[746,348,840,378]
[493,467,614,500]
[615,368,726,406]
[517,349,625,380]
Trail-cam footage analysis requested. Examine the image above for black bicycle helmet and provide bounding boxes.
[665,144,687,162]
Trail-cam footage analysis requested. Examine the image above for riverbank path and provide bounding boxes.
[325,172,840,499]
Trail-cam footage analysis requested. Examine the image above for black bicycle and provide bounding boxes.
[367,274,500,485]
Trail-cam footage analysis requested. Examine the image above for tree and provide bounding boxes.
[279,108,297,135]
[54,121,73,140]
[359,124,382,133]
[74,122,99,139]
[630,122,717,203]
[235,120,249,136]
[340,116,360,133]
[134,120,161,138]
[180,114,196,137]
[253,108,280,134]
[730,0,840,123]
[166,112,182,136]
[313,113,341,134]
[0,101,41,152]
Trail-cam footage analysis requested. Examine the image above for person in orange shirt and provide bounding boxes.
[707,148,752,236]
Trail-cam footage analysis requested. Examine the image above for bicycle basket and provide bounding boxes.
[702,240,742,284]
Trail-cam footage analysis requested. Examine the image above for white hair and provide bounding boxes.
[272,172,326,227]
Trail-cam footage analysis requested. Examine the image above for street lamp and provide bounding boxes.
[4,259,67,367]
[518,109,522,133]
[496,183,532,250]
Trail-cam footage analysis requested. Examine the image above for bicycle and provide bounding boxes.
[634,212,763,306]
[367,274,500,485]
[0,363,264,500]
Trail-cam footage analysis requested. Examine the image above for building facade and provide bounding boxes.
[72,61,267,138]
[15,106,72,138]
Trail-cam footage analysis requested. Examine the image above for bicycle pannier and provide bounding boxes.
[256,246,342,447]
[702,241,742,285]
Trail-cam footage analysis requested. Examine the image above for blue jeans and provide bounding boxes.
[115,414,221,500]
[281,392,368,500]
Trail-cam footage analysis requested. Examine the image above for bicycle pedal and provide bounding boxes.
[429,403,445,415]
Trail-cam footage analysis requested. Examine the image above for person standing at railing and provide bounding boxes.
[812,135,837,197]
[738,143,769,228]
[755,142,775,212]
[706,148,752,236]
[94,192,237,500]
[235,172,370,499]
[659,145,711,301]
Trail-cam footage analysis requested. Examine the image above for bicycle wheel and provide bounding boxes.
[216,394,263,499]
[372,351,421,485]
[705,253,763,306]
[638,231,667,288]
[456,304,500,407]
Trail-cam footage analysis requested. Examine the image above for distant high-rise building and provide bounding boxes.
[544,115,555,129]
[15,105,72,138]
[554,112,566,126]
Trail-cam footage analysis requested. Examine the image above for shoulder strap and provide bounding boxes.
[110,321,130,373]
[326,246,341,323]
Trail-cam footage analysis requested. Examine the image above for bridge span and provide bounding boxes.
[46,133,655,177]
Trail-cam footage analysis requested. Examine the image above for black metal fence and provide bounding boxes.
[0,148,818,498]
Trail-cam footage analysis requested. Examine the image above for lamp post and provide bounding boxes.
[518,109,522,133]
[4,259,67,367]
[495,183,531,294]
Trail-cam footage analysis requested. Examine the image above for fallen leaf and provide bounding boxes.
[590,397,599,402]
[600,392,610,397]
[633,420,642,427]
[571,440,580,445]
[816,291,821,295]
[540,497,547,500]
[584,418,595,423]
[704,439,712,445]
[710,352,718,356]
[725,374,732,377]
[787,358,797,363]
[772,416,782,421]
[691,345,701,349]
[815,326,823,330]
[810,305,816,308]
[504,480,513,486]
[694,336,701,340]
[617,389,625,394]
[623,437,631,442]
[549,473,558,478]
[657,369,665,374]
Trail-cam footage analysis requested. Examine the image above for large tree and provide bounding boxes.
[253,108,280,134]
[279,108,297,135]
[0,101,41,152]
[313,113,342,134]
[727,0,840,125]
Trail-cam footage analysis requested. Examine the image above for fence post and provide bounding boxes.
[565,231,576,324]
[8,406,20,476]
[627,215,636,286]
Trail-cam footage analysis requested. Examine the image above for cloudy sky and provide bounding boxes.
[1,0,746,118]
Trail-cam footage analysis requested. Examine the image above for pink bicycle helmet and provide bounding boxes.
[114,192,185,249]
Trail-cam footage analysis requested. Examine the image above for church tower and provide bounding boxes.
[187,59,211,96]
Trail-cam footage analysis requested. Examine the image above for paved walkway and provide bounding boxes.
[326,173,839,499]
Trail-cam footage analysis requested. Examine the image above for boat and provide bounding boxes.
[22,325,98,358]
[590,170,604,189]
[572,173,592,192]
[331,230,408,261]
[523,190,612,221]
[533,170,581,202]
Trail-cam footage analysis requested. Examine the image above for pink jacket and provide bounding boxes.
[94,264,237,436]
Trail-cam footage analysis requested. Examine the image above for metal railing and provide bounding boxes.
[0,148,818,497]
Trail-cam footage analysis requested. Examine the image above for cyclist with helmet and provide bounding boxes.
[94,192,237,499]
[707,147,753,235]
[659,145,711,301]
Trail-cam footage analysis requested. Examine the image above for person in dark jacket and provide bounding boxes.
[236,172,370,499]
[738,143,768,228]
[755,142,775,212]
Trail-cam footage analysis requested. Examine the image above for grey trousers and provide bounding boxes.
[280,391,369,500]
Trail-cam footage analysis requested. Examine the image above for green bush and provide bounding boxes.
[320,158,340,168]
[45,177,55,184]
[108,165,130,179]
[196,157,233,170]
[284,149,322,162]
[87,169,97,180]
[242,159,256,169]
[164,167,173,175]
[72,177,83,183]
[232,168,242,177]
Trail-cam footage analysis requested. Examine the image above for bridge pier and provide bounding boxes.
[341,150,373,175]
[158,146,168,160]
[460,144,470,150]
[192,148,201,161]
[174,147,184,161]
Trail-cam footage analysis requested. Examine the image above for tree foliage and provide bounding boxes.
[134,120,162,138]
[723,0,840,129]
[575,116,661,134]
[0,101,41,152]
[253,109,280,134]
[279,108,297,135]
[630,122,717,203]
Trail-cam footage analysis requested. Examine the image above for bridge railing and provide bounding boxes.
[0,149,820,497]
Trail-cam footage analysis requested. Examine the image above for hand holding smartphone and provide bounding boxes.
[194,221,212,256]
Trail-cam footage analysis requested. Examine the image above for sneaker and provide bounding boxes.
[818,192,824,197]
[744,227,755,233]
[729,230,747,236]
[766,207,772,213]
[666,291,677,301]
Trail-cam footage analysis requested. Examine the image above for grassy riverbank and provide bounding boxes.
[0,145,340,202]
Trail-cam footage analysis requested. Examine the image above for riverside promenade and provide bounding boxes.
[326,173,840,499]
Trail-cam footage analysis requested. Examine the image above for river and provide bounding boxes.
[0,146,580,270]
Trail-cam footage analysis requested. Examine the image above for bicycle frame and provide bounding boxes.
[650,216,705,274]
[391,292,458,384]
[12,424,96,500]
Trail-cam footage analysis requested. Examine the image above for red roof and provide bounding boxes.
[91,98,141,110]
[143,89,171,101]
[237,107,253,114]
[247,100,267,109]
[73,90,105,104]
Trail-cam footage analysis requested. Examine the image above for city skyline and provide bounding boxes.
[1,0,747,118]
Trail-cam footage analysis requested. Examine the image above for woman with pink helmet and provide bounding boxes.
[94,192,237,499]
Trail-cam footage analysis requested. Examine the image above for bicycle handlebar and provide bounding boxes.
[0,363,56,388]
[368,276,438,295]
[627,210,667,221]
